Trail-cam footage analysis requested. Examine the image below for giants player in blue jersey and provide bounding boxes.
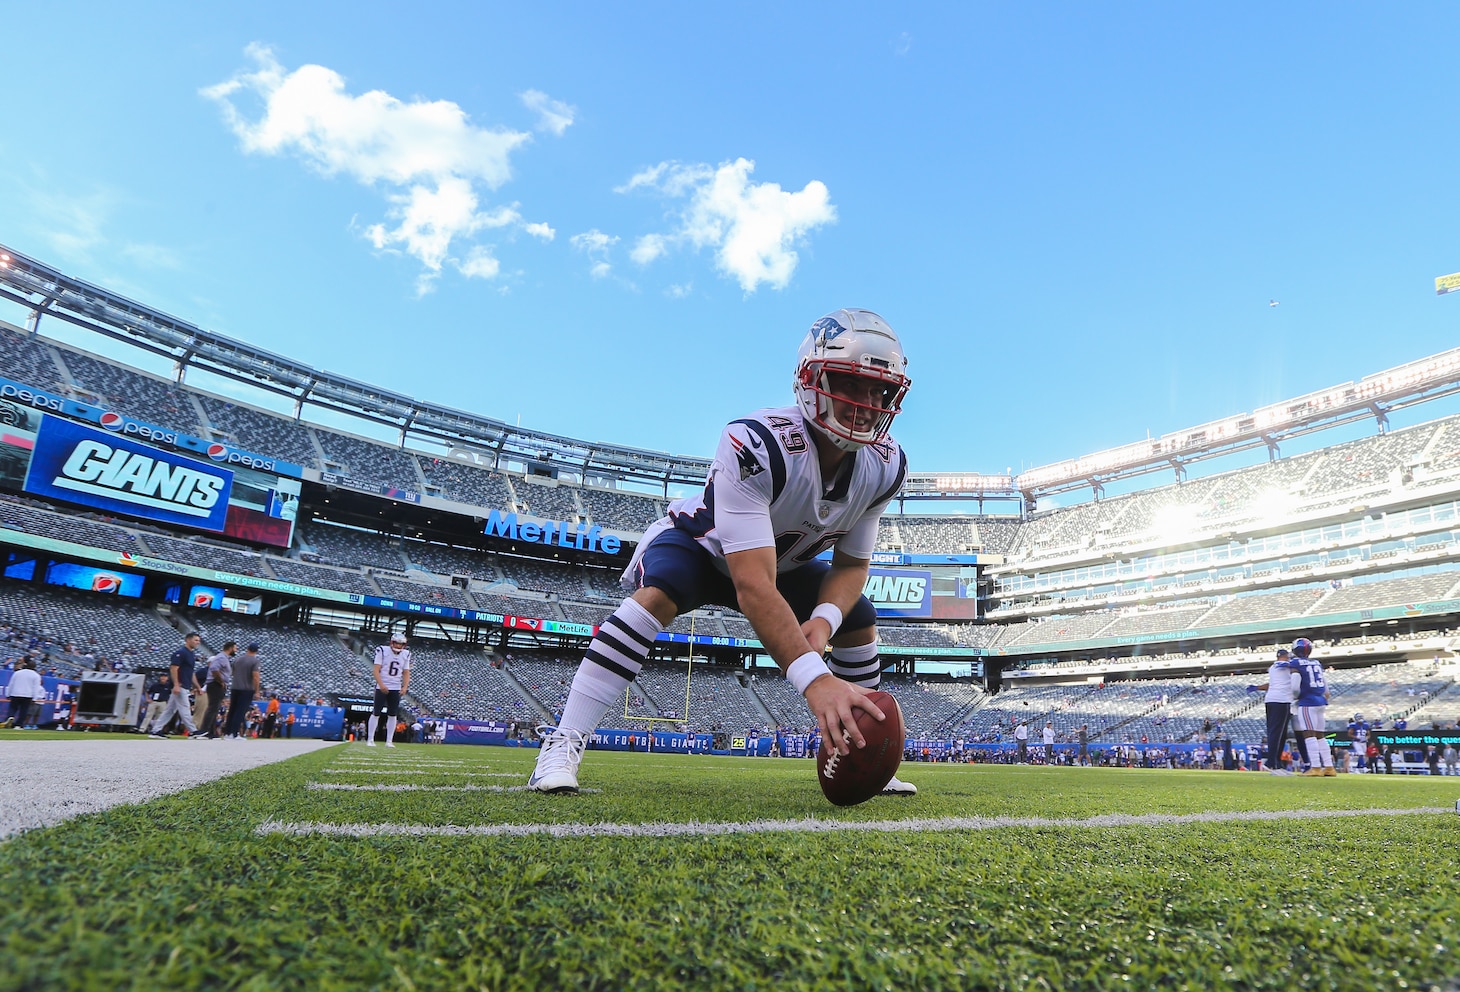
[1287,637,1336,776]
[531,309,916,796]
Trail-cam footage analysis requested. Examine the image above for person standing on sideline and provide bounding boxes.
[3,658,43,729]
[284,709,296,738]
[224,645,262,739]
[1015,720,1029,763]
[1287,638,1335,777]
[139,672,171,732]
[1042,721,1056,764]
[197,641,236,739]
[528,309,916,797]
[1248,647,1300,774]
[368,632,412,748]
[149,633,203,738]
[1077,724,1089,766]
[261,695,280,739]
[1443,743,1458,776]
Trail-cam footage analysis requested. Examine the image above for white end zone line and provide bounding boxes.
[258,805,1452,840]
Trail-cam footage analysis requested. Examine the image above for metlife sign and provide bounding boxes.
[863,567,933,618]
[25,415,234,532]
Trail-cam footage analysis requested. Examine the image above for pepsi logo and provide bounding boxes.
[206,443,229,460]
[99,412,124,430]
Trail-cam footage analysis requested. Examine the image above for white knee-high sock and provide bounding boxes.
[367,714,379,742]
[558,598,664,734]
[828,639,882,688]
[1316,738,1333,768]
[385,718,397,744]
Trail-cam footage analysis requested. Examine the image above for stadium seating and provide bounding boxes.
[417,457,514,510]
[512,478,581,521]
[315,430,422,490]
[0,581,179,672]
[0,493,145,553]
[580,487,662,532]
[59,350,204,434]
[300,522,408,571]
[0,326,62,391]
[194,395,321,468]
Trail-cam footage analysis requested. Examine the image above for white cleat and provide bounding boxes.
[385,742,396,748]
[366,741,376,747]
[528,726,589,794]
[882,774,918,796]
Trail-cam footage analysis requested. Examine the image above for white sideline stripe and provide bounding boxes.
[331,765,473,771]
[319,769,513,777]
[256,805,1452,840]
[307,782,601,794]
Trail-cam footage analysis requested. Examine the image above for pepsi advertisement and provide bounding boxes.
[0,375,304,478]
[44,561,145,597]
[25,415,234,532]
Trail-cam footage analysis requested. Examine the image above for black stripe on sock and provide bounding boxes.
[602,613,655,651]
[592,628,646,667]
[585,648,638,683]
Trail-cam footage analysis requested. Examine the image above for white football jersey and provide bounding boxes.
[374,646,412,690]
[626,405,907,580]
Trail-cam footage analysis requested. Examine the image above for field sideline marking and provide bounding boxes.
[257,805,1452,839]
[308,782,601,794]
[319,769,513,777]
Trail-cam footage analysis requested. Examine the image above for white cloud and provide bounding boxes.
[893,32,913,56]
[203,44,553,290]
[457,246,501,280]
[524,222,555,241]
[630,233,667,265]
[665,282,692,299]
[570,229,618,277]
[617,158,835,292]
[521,89,576,136]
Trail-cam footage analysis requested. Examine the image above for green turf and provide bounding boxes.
[1,744,1457,991]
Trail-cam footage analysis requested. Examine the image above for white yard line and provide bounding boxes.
[308,782,599,793]
[318,769,514,776]
[256,805,1453,840]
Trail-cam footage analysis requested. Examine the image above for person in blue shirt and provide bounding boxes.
[148,632,203,738]
[1286,637,1335,777]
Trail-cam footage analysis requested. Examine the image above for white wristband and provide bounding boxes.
[787,651,832,696]
[810,602,843,638]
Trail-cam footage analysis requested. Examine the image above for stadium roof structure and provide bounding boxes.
[0,243,712,491]
[4,241,1460,504]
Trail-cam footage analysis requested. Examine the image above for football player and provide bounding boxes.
[368,631,412,748]
[1287,637,1335,776]
[531,309,916,796]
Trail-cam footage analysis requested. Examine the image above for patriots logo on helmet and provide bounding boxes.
[730,434,764,480]
[810,316,847,342]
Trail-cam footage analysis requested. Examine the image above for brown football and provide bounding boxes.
[816,691,904,807]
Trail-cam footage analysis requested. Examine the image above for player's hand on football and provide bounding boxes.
[804,675,885,756]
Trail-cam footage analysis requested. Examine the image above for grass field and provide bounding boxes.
[1,741,1457,991]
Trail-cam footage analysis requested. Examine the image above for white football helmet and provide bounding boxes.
[794,308,911,452]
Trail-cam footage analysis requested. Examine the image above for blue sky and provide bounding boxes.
[2,3,1459,483]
